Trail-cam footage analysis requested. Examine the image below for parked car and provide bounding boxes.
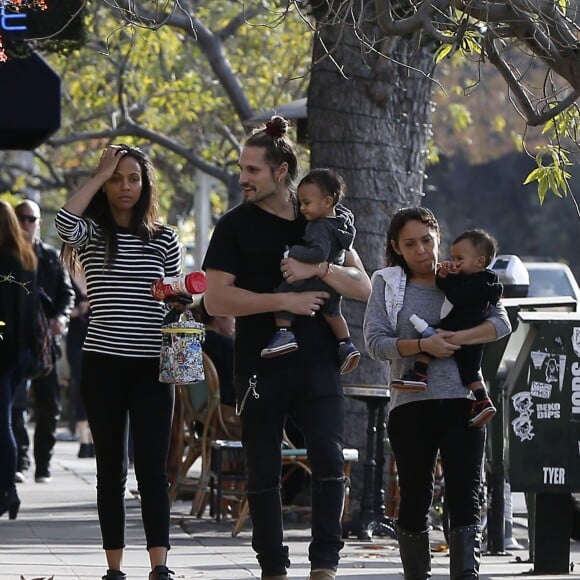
[523,259,580,307]
[490,255,580,309]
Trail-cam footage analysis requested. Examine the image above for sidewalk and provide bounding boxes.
[1,435,578,580]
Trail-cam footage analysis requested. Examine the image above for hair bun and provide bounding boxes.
[264,115,289,138]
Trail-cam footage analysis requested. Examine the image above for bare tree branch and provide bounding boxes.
[371,0,580,123]
[111,0,255,121]
[375,0,451,36]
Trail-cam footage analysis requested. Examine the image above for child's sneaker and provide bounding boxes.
[469,397,496,427]
[261,329,298,358]
[338,341,360,374]
[390,369,428,391]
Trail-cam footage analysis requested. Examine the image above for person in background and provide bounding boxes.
[0,200,37,520]
[191,298,236,405]
[14,199,74,484]
[56,144,181,580]
[202,115,371,580]
[363,206,511,579]
[66,269,94,458]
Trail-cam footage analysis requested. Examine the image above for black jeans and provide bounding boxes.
[387,398,485,532]
[81,352,174,551]
[238,363,345,576]
[30,366,61,476]
[11,378,30,473]
[66,317,88,427]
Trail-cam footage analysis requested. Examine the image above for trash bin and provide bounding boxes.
[503,311,580,573]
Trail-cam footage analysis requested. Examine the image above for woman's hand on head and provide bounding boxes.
[93,146,125,180]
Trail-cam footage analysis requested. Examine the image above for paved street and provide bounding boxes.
[1,432,578,579]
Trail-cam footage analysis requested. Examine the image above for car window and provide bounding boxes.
[528,269,575,298]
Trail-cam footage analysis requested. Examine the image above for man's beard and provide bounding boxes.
[243,188,276,204]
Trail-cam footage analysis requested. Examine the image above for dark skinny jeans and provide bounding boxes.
[0,367,19,494]
[30,365,61,475]
[387,398,485,532]
[81,352,174,550]
[238,363,346,576]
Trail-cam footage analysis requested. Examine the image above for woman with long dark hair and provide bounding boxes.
[56,145,181,580]
[363,207,511,579]
[0,200,37,520]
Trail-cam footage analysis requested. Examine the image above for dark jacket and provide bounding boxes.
[35,239,74,321]
[436,269,503,331]
[0,250,37,373]
[287,204,356,265]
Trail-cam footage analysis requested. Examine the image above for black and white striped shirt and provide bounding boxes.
[55,209,181,358]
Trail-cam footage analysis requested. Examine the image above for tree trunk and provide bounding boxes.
[308,9,436,505]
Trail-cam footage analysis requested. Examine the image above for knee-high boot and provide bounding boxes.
[449,525,481,579]
[397,526,432,580]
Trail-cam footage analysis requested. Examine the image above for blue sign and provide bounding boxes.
[1,1,28,32]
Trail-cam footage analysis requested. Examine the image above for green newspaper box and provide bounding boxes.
[503,311,580,574]
[506,312,580,492]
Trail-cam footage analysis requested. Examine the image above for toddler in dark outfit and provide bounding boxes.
[260,168,360,374]
[392,229,503,427]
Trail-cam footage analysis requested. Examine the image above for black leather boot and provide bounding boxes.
[0,488,21,520]
[449,525,481,579]
[396,525,432,579]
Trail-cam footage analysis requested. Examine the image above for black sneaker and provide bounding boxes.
[338,342,360,374]
[34,470,52,483]
[102,569,126,580]
[469,397,496,427]
[261,330,299,358]
[390,369,428,391]
[149,565,174,580]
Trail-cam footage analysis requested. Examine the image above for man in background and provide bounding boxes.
[13,200,74,483]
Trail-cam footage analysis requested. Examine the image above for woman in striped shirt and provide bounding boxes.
[56,145,181,580]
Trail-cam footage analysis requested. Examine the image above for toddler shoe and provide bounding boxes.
[261,329,298,358]
[469,397,496,427]
[390,369,428,391]
[338,341,360,374]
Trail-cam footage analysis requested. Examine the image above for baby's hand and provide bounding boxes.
[437,261,457,278]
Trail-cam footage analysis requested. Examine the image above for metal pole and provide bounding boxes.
[194,172,211,270]
[486,373,506,554]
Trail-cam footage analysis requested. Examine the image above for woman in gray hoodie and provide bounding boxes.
[363,206,511,579]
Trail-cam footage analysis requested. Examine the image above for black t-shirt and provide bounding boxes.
[202,202,337,384]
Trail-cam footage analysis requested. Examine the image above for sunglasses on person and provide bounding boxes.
[17,214,39,224]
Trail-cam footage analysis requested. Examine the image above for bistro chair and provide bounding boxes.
[168,353,220,509]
